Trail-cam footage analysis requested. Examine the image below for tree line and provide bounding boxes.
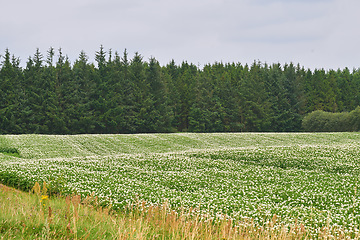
[1,47,360,134]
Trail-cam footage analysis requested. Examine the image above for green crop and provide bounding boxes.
[1,132,360,237]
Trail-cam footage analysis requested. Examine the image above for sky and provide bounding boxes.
[1,0,360,70]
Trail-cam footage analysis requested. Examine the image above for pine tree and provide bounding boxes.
[73,50,96,133]
[146,57,172,132]
[0,49,24,133]
[239,61,270,131]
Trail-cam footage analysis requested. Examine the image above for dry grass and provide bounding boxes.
[0,183,357,239]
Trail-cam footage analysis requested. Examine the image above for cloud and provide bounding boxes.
[1,0,360,70]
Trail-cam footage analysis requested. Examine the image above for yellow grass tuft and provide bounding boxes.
[1,182,359,239]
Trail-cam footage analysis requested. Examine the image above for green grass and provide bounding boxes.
[1,183,315,239]
[0,136,21,157]
[1,132,360,238]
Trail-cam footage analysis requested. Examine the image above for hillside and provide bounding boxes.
[1,132,360,237]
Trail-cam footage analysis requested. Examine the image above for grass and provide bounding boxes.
[0,137,21,157]
[2,132,360,238]
[1,182,347,239]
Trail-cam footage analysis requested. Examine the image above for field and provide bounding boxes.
[1,132,360,237]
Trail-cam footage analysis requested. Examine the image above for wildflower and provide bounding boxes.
[40,195,48,202]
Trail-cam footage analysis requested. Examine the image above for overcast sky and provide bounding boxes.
[1,0,359,70]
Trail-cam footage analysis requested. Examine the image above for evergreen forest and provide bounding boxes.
[1,47,360,134]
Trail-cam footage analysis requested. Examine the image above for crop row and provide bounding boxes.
[1,140,360,236]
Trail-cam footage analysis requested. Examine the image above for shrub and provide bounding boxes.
[302,109,355,132]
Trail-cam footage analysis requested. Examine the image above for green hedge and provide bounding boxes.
[302,106,360,132]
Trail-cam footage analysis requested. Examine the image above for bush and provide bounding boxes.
[302,109,355,132]
[350,106,360,131]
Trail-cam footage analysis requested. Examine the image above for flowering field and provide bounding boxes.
[1,132,360,234]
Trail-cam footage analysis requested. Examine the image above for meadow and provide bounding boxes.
[1,132,360,238]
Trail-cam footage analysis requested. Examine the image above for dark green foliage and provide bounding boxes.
[0,47,360,134]
[0,147,20,157]
[350,106,360,131]
[302,108,360,132]
[0,171,33,191]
